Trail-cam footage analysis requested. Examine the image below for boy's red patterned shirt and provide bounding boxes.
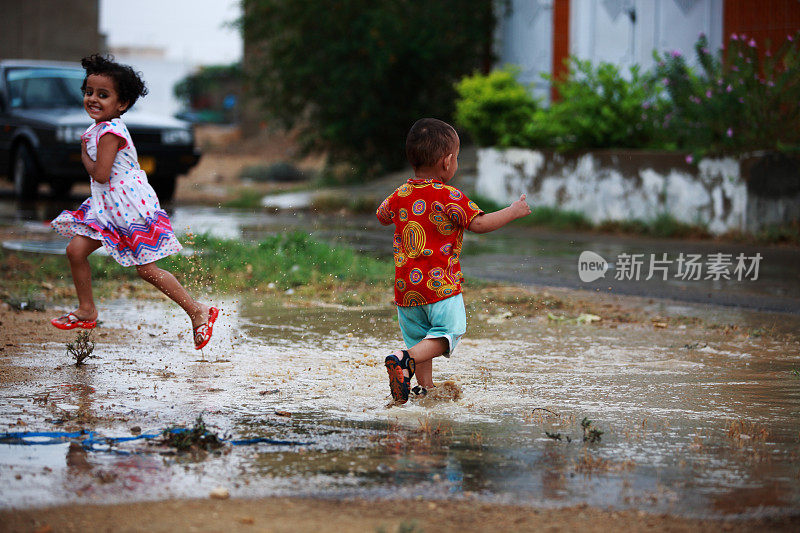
[377,178,483,307]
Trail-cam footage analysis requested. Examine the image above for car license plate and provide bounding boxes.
[139,156,156,174]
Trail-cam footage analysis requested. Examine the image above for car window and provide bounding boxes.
[6,68,84,109]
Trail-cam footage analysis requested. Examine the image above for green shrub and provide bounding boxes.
[238,162,305,182]
[242,0,496,175]
[454,66,538,147]
[535,58,666,150]
[653,31,800,157]
[174,63,242,124]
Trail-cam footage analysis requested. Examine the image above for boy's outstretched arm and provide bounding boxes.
[468,194,531,234]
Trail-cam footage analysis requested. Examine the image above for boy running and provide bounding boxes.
[377,118,531,404]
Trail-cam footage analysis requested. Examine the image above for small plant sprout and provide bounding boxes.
[67,330,97,366]
[545,431,571,443]
[162,414,224,452]
[581,417,604,443]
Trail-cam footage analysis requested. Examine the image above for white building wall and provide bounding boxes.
[495,0,554,101]
[570,0,724,72]
[496,0,724,103]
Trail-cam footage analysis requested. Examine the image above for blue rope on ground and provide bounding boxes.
[0,429,312,450]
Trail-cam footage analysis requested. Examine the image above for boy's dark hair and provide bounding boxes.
[80,54,148,114]
[406,118,458,168]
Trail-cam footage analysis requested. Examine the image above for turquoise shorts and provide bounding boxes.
[396,293,466,357]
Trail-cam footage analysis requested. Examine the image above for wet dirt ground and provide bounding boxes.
[1,287,799,531]
[1,132,799,530]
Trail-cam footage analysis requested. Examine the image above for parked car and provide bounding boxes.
[0,60,200,202]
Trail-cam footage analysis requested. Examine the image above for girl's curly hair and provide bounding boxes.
[80,54,148,113]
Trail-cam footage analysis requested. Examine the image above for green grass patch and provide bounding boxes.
[86,232,391,292]
[222,189,265,209]
[238,162,306,183]
[598,214,711,239]
[0,232,392,300]
[310,192,382,214]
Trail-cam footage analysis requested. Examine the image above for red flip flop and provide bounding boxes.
[51,312,97,330]
[193,307,220,350]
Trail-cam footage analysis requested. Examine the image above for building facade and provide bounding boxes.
[497,0,799,102]
[0,0,104,61]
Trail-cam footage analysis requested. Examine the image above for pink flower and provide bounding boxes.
[731,33,739,41]
[748,38,757,47]
[726,84,732,92]
[789,35,794,42]
[767,80,775,87]
[686,155,694,164]
[726,128,733,137]
[705,89,712,98]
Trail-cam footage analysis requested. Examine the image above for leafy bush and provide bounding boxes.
[454,66,538,147]
[455,59,664,150]
[456,32,800,157]
[532,59,666,150]
[653,31,800,157]
[242,0,496,175]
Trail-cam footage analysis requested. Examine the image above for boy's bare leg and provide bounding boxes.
[408,338,448,364]
[53,236,102,324]
[406,338,449,388]
[135,263,209,328]
[414,359,433,388]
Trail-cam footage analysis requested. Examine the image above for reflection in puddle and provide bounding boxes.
[1,296,798,518]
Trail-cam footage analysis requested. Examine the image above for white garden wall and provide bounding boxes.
[476,148,799,234]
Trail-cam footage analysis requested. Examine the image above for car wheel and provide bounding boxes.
[152,175,176,203]
[12,143,39,200]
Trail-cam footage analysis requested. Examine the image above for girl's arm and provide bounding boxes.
[468,194,531,234]
[82,134,123,184]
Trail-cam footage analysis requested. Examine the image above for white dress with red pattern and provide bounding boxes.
[51,119,182,266]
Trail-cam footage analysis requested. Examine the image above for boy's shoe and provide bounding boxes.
[412,384,437,397]
[398,350,415,380]
[385,354,411,404]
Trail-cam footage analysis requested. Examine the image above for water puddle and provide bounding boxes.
[1,297,798,517]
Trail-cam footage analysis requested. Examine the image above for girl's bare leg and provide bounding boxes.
[53,236,102,325]
[135,262,209,328]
